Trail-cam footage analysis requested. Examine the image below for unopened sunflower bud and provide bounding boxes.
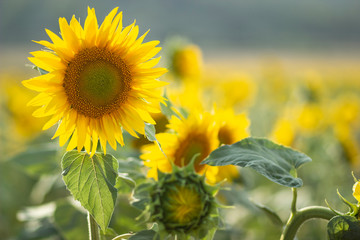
[149,167,219,238]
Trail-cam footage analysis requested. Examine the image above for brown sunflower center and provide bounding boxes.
[218,126,234,145]
[63,47,131,118]
[174,135,210,172]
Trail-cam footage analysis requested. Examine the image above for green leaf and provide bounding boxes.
[10,143,59,177]
[54,200,88,240]
[144,123,165,156]
[327,215,360,240]
[145,123,157,142]
[100,227,118,238]
[33,66,49,75]
[202,137,312,188]
[160,93,181,120]
[117,157,146,181]
[252,202,283,226]
[61,151,118,231]
[0,161,36,237]
[115,173,136,194]
[131,182,153,211]
[128,230,157,240]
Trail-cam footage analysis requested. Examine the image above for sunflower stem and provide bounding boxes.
[291,187,297,215]
[280,206,336,240]
[88,212,100,240]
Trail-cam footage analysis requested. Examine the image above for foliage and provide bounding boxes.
[203,137,311,188]
[61,151,118,231]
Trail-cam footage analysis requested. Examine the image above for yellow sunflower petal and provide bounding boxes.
[66,129,78,151]
[70,15,84,39]
[84,7,98,45]
[353,181,360,202]
[59,17,81,52]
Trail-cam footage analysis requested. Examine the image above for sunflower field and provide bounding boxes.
[1,1,360,240]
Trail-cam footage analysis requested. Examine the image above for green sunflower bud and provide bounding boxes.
[148,165,219,238]
[326,173,360,239]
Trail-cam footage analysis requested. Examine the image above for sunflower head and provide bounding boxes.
[141,112,218,177]
[171,44,202,80]
[149,165,218,237]
[141,110,240,184]
[23,7,167,156]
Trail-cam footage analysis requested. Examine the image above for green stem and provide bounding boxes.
[291,187,297,215]
[280,206,336,240]
[112,233,133,240]
[88,212,100,240]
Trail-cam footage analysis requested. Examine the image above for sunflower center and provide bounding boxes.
[174,136,209,172]
[218,126,233,145]
[163,185,203,225]
[63,47,131,118]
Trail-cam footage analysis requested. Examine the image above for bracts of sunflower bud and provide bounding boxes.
[132,164,220,239]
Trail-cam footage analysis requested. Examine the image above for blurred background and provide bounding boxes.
[1,0,360,239]
[1,0,360,72]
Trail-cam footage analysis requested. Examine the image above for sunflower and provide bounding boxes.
[202,72,257,110]
[141,111,239,184]
[331,94,360,127]
[3,76,46,139]
[213,107,250,145]
[295,103,326,135]
[23,7,167,155]
[270,117,296,147]
[171,44,202,80]
[167,80,204,113]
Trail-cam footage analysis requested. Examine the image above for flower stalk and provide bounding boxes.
[281,206,336,240]
[88,212,100,240]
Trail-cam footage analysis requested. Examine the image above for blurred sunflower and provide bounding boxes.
[300,70,326,103]
[270,117,296,147]
[213,107,250,145]
[334,124,360,168]
[23,7,167,155]
[3,78,46,139]
[203,73,256,109]
[167,81,204,112]
[331,94,360,128]
[295,103,326,135]
[171,44,202,80]
[141,111,239,184]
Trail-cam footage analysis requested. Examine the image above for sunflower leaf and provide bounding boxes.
[252,202,283,226]
[54,200,88,240]
[145,123,157,142]
[61,151,118,231]
[32,66,49,75]
[202,137,312,188]
[160,93,181,120]
[144,123,165,156]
